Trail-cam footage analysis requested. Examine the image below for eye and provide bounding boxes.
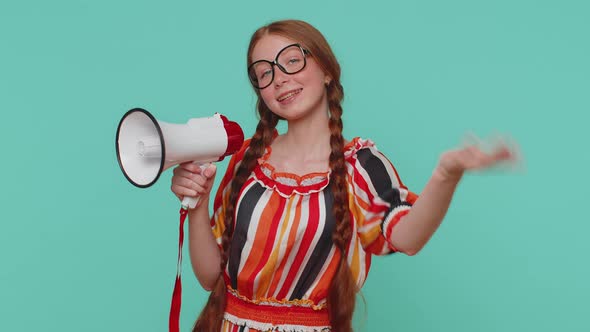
[287,57,302,65]
[259,69,272,79]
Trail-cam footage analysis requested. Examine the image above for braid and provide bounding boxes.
[190,17,359,332]
[326,81,357,332]
[193,102,278,332]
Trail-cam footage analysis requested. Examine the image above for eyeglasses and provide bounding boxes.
[248,43,310,89]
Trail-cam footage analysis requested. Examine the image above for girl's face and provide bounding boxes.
[250,34,330,122]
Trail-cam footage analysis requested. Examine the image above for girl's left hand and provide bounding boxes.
[436,134,519,180]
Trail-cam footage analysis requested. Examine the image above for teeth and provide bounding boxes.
[278,89,300,101]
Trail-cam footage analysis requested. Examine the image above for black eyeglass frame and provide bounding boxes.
[247,43,311,89]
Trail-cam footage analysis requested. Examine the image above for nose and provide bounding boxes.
[273,65,289,88]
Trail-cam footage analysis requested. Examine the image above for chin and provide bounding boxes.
[273,104,312,120]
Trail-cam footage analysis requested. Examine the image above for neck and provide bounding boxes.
[282,104,333,160]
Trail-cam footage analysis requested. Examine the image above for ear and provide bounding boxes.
[324,77,332,86]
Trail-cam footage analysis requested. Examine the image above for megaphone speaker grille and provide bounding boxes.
[116,108,165,188]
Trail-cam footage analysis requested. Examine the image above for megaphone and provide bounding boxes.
[115,107,244,209]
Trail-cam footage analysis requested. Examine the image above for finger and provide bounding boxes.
[174,168,198,180]
[195,184,210,195]
[492,135,521,162]
[464,145,487,162]
[182,173,212,193]
[172,166,185,176]
[174,164,196,176]
[176,162,201,174]
[184,178,208,195]
[492,145,513,161]
[186,163,205,173]
[488,144,523,173]
[482,133,517,160]
[173,165,182,175]
[175,161,195,172]
[464,132,502,156]
[171,183,198,198]
[462,146,495,169]
[173,175,202,192]
[203,164,217,178]
[192,174,209,188]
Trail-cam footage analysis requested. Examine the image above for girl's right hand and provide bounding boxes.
[171,162,217,208]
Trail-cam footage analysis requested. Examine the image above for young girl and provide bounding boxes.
[170,19,515,332]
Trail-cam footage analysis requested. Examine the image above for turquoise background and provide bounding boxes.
[1,0,589,331]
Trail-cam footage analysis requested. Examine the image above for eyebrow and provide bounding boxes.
[251,43,298,63]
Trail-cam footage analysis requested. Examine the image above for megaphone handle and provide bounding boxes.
[181,162,210,209]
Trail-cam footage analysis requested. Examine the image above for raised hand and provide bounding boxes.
[436,133,521,180]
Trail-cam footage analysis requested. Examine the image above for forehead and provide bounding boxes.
[251,34,298,62]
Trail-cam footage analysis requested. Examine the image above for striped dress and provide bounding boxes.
[210,137,418,332]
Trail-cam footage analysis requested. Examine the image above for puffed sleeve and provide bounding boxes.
[348,140,418,255]
[210,139,251,251]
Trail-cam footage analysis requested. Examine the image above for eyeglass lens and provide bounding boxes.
[248,45,306,89]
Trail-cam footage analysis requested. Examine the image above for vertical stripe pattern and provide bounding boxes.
[209,137,418,331]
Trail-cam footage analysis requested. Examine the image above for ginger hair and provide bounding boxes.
[194,20,356,332]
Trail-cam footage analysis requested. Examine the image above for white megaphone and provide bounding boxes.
[115,107,244,209]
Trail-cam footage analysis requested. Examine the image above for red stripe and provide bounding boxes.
[276,193,320,299]
[267,197,302,297]
[352,163,375,204]
[212,139,251,216]
[364,235,386,254]
[242,196,287,297]
[225,291,330,327]
[364,254,372,279]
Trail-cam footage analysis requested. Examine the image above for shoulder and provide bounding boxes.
[344,137,383,164]
[345,137,404,185]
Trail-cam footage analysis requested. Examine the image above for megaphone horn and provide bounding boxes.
[115,107,244,205]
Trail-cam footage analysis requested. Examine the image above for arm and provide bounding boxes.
[390,141,516,255]
[186,195,221,291]
[182,140,249,290]
[171,163,221,291]
[389,167,460,255]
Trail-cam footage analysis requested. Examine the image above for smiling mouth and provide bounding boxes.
[277,89,302,102]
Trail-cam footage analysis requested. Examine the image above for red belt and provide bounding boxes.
[225,291,331,328]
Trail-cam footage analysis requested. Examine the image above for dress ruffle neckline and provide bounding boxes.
[253,137,375,197]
